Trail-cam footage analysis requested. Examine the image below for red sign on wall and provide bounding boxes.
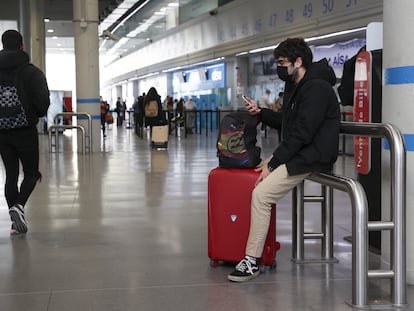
[353,51,372,175]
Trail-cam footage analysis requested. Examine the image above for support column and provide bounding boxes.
[382,1,413,284]
[235,56,249,108]
[73,0,100,152]
[226,57,236,108]
[115,85,122,102]
[30,0,46,71]
[19,0,31,54]
[132,80,139,100]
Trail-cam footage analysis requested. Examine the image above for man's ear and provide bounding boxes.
[294,57,303,68]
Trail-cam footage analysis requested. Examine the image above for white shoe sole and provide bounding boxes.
[227,271,260,282]
[9,208,27,233]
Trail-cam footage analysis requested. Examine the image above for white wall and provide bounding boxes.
[0,20,17,41]
[45,53,75,92]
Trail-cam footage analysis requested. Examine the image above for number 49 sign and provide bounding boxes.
[353,51,372,175]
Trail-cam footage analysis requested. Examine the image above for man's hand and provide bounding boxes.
[243,96,261,115]
[254,164,271,186]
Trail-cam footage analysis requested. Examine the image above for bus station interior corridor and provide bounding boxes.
[0,126,413,311]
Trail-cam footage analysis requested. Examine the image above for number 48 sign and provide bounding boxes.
[353,51,372,175]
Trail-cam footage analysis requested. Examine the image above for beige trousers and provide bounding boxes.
[245,164,310,257]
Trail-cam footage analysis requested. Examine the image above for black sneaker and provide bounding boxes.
[9,204,27,234]
[228,258,260,282]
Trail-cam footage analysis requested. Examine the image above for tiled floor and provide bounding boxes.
[0,125,412,311]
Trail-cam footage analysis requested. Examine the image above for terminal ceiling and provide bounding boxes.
[44,0,193,57]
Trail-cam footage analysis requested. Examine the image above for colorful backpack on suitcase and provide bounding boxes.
[217,112,261,168]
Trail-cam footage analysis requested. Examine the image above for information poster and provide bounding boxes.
[353,51,372,174]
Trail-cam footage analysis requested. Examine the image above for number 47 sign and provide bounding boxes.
[353,51,372,175]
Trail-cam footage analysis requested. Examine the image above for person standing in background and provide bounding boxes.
[133,93,145,137]
[273,91,283,112]
[184,98,197,134]
[176,97,184,117]
[122,100,127,121]
[0,30,50,235]
[100,97,109,137]
[260,89,272,109]
[115,97,123,126]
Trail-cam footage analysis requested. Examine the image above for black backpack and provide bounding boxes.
[338,47,366,106]
[338,55,357,106]
[0,65,29,130]
[217,112,261,168]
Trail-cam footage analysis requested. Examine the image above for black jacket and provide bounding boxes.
[0,49,50,127]
[263,59,340,175]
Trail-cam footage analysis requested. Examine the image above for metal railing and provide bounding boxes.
[53,112,92,153]
[292,121,407,309]
[292,182,338,263]
[48,124,86,154]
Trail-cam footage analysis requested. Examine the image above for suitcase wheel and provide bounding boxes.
[260,261,277,273]
[151,142,168,149]
[275,241,281,251]
[210,259,220,268]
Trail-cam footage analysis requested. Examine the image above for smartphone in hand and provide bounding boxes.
[242,95,259,112]
[242,94,250,104]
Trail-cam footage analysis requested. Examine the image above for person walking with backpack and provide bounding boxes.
[0,30,50,234]
[144,87,167,128]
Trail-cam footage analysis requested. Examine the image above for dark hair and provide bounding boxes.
[273,38,313,70]
[144,87,161,104]
[2,29,23,50]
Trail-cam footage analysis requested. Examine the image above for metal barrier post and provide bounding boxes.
[323,185,335,260]
[307,173,369,307]
[48,128,55,152]
[293,122,406,308]
[54,112,92,153]
[48,125,86,154]
[291,182,304,261]
[292,181,337,263]
[340,121,407,308]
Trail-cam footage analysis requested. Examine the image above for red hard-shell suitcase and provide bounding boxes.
[208,167,280,270]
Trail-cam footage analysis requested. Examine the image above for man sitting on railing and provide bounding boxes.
[227,37,340,282]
